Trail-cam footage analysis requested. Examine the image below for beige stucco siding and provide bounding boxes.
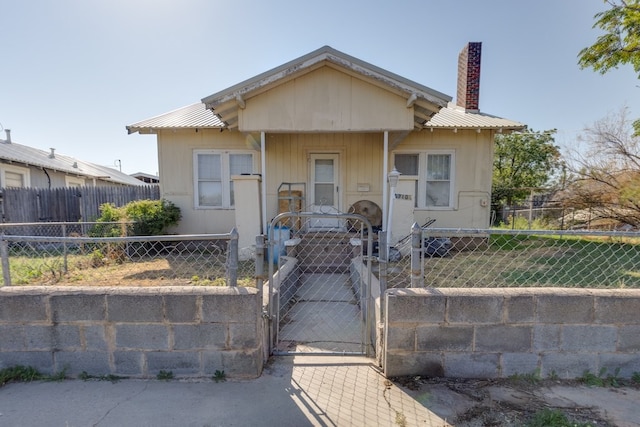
[157,127,494,235]
[157,129,260,234]
[264,133,384,219]
[393,129,494,228]
[239,66,414,132]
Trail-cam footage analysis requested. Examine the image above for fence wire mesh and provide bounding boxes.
[0,223,255,287]
[385,227,640,289]
[269,213,372,355]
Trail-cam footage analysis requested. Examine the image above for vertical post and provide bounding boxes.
[261,131,267,235]
[255,234,265,289]
[386,168,401,257]
[410,222,423,288]
[1,236,11,286]
[62,223,68,273]
[228,228,239,287]
[528,188,534,229]
[378,230,388,295]
[382,131,389,232]
[377,230,388,322]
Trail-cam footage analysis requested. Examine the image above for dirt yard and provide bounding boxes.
[392,375,640,426]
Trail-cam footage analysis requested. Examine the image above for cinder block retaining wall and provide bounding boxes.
[384,288,640,379]
[0,286,263,379]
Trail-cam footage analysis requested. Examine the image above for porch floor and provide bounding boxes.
[276,273,364,354]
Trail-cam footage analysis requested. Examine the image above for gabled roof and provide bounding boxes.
[128,46,524,133]
[201,45,452,131]
[0,139,146,186]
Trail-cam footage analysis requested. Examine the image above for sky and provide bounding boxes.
[2,0,639,176]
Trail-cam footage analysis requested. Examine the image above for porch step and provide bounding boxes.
[287,233,356,273]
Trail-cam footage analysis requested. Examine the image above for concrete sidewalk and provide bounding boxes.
[0,355,448,427]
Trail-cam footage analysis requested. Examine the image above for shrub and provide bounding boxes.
[88,203,127,237]
[125,199,181,236]
[89,199,181,237]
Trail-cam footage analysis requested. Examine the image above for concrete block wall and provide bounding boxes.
[384,288,640,379]
[0,286,263,379]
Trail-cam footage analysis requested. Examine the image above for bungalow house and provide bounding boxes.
[127,44,524,247]
[0,129,145,188]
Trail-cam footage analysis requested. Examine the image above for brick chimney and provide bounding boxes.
[456,42,482,111]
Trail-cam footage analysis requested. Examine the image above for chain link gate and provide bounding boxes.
[267,211,374,356]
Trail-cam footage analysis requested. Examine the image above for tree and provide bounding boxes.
[562,107,640,227]
[492,129,562,217]
[578,0,640,133]
[579,0,640,74]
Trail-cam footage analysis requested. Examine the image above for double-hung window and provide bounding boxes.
[394,150,455,209]
[194,150,253,208]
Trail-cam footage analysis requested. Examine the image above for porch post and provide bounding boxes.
[382,131,389,232]
[261,131,267,235]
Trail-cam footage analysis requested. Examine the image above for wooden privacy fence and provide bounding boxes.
[0,185,160,223]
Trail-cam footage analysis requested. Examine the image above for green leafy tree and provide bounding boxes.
[578,0,640,133]
[492,129,562,216]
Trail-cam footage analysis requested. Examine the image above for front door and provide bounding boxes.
[309,153,342,230]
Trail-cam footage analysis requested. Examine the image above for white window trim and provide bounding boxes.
[65,176,86,187]
[393,150,456,210]
[193,149,254,209]
[424,150,455,210]
[0,164,31,188]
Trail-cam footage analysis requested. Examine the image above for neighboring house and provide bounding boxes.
[127,44,524,242]
[131,172,160,184]
[0,130,145,188]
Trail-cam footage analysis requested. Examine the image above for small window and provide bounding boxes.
[393,151,455,209]
[1,164,30,188]
[194,151,253,208]
[65,176,86,187]
[425,153,452,207]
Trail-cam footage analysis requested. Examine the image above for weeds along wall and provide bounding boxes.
[0,286,263,379]
[384,288,640,379]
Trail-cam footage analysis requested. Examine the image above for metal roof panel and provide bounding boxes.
[0,140,146,186]
[425,103,525,130]
[127,103,223,134]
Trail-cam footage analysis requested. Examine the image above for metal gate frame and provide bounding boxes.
[267,211,374,356]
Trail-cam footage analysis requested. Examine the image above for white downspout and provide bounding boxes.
[382,131,389,232]
[261,131,267,235]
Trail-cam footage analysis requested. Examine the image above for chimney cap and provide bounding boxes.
[3,129,11,144]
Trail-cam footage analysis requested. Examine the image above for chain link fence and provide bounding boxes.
[383,226,640,289]
[0,222,256,287]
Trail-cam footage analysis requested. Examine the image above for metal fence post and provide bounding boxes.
[62,223,68,273]
[228,228,239,287]
[255,234,265,289]
[1,236,11,286]
[410,222,423,288]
